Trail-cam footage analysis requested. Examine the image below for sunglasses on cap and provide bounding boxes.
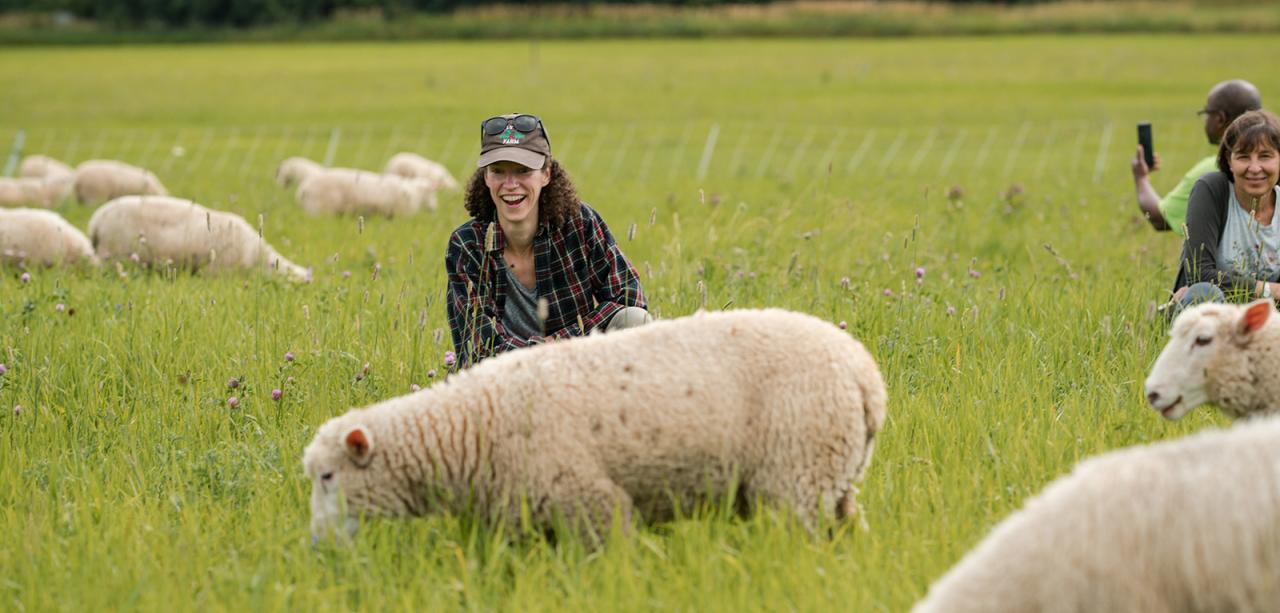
[481,114,551,146]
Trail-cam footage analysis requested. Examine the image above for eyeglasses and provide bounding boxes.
[482,114,547,139]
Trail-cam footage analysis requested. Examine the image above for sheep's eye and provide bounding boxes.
[321,472,334,481]
[1194,336,1213,347]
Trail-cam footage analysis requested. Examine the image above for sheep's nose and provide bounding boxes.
[1146,390,1160,406]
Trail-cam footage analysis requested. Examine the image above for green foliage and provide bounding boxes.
[0,36,1268,610]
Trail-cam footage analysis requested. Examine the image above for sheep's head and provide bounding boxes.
[1145,300,1275,420]
[302,418,378,543]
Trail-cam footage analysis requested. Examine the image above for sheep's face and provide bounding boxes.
[302,420,378,543]
[1145,300,1273,420]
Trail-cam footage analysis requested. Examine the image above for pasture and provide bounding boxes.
[0,36,1268,610]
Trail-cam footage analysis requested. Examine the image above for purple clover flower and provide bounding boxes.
[227,396,239,408]
[271,389,283,401]
[20,272,30,284]
[410,384,422,392]
[838,321,848,330]
[443,351,456,368]
[284,351,295,362]
[915,267,926,279]
[882,289,893,297]
[228,377,240,389]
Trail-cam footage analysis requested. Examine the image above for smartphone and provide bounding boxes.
[1137,123,1155,169]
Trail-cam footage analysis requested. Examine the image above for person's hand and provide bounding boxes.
[1131,145,1161,179]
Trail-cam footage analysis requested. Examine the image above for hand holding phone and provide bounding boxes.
[1137,123,1155,169]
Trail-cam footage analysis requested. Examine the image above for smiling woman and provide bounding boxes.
[1168,110,1280,313]
[445,113,651,368]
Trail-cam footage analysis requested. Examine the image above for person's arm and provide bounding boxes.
[544,206,647,339]
[1182,175,1256,294]
[445,229,536,368]
[1132,145,1170,231]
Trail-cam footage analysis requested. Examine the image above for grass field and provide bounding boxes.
[1,36,1272,611]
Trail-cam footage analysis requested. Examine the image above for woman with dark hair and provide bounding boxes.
[445,113,650,368]
[1168,109,1280,312]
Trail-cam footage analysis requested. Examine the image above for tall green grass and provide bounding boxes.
[0,36,1267,610]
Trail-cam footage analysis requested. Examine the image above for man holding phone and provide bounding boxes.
[1131,79,1261,234]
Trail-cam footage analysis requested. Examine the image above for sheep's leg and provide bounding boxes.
[543,472,633,547]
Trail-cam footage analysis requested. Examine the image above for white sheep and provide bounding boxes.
[18,154,75,180]
[303,308,887,543]
[88,195,308,281]
[0,176,73,208]
[384,152,460,191]
[1144,299,1280,421]
[275,156,325,188]
[911,416,1280,612]
[73,160,168,205]
[0,208,96,266]
[296,169,437,217]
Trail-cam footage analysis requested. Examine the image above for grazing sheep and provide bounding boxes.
[1144,299,1280,421]
[0,176,73,208]
[74,160,168,205]
[18,154,74,180]
[912,416,1280,612]
[296,169,437,217]
[89,196,308,281]
[275,156,325,188]
[0,208,96,266]
[303,308,887,543]
[384,152,460,191]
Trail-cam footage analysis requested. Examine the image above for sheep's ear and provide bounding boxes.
[1240,299,1274,337]
[344,426,374,467]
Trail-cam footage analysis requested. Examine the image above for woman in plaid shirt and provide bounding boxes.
[446,113,650,369]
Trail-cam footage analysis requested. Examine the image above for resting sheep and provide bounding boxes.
[1145,299,1280,421]
[912,416,1280,612]
[275,156,325,188]
[0,208,96,266]
[74,160,168,205]
[88,195,308,281]
[18,154,75,180]
[303,308,887,543]
[0,176,73,208]
[384,152,460,191]
[296,169,437,217]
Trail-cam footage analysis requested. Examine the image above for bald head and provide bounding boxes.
[1207,80,1262,122]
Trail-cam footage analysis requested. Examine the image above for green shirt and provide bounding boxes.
[1159,155,1218,236]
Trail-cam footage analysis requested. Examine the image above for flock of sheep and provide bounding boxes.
[0,151,458,274]
[5,146,1280,609]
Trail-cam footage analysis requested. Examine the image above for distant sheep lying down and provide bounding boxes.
[296,169,437,217]
[912,417,1280,612]
[275,156,325,188]
[384,152,460,191]
[0,208,96,266]
[0,176,73,208]
[1145,299,1280,421]
[19,154,75,180]
[304,309,887,543]
[74,160,168,205]
[89,196,309,281]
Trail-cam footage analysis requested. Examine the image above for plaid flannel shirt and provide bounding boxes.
[446,202,646,369]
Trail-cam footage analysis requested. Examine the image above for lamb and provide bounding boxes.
[303,308,887,544]
[18,154,75,180]
[384,152,460,191]
[0,208,96,266]
[0,176,73,208]
[73,160,168,205]
[296,169,437,217]
[911,416,1280,612]
[1144,299,1280,421]
[88,195,309,281]
[275,156,325,188]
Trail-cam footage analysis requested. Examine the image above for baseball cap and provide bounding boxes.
[477,113,552,170]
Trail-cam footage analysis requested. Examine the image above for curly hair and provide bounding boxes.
[1217,110,1280,182]
[463,158,581,228]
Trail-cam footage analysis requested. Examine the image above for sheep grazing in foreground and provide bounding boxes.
[912,416,1280,612]
[384,152,460,191]
[18,154,75,180]
[73,160,168,205]
[0,208,96,266]
[303,308,887,544]
[1145,299,1280,421]
[275,156,325,188]
[296,169,437,217]
[0,176,73,208]
[89,196,309,281]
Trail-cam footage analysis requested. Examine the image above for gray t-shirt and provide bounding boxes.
[501,264,543,340]
[1217,185,1280,283]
